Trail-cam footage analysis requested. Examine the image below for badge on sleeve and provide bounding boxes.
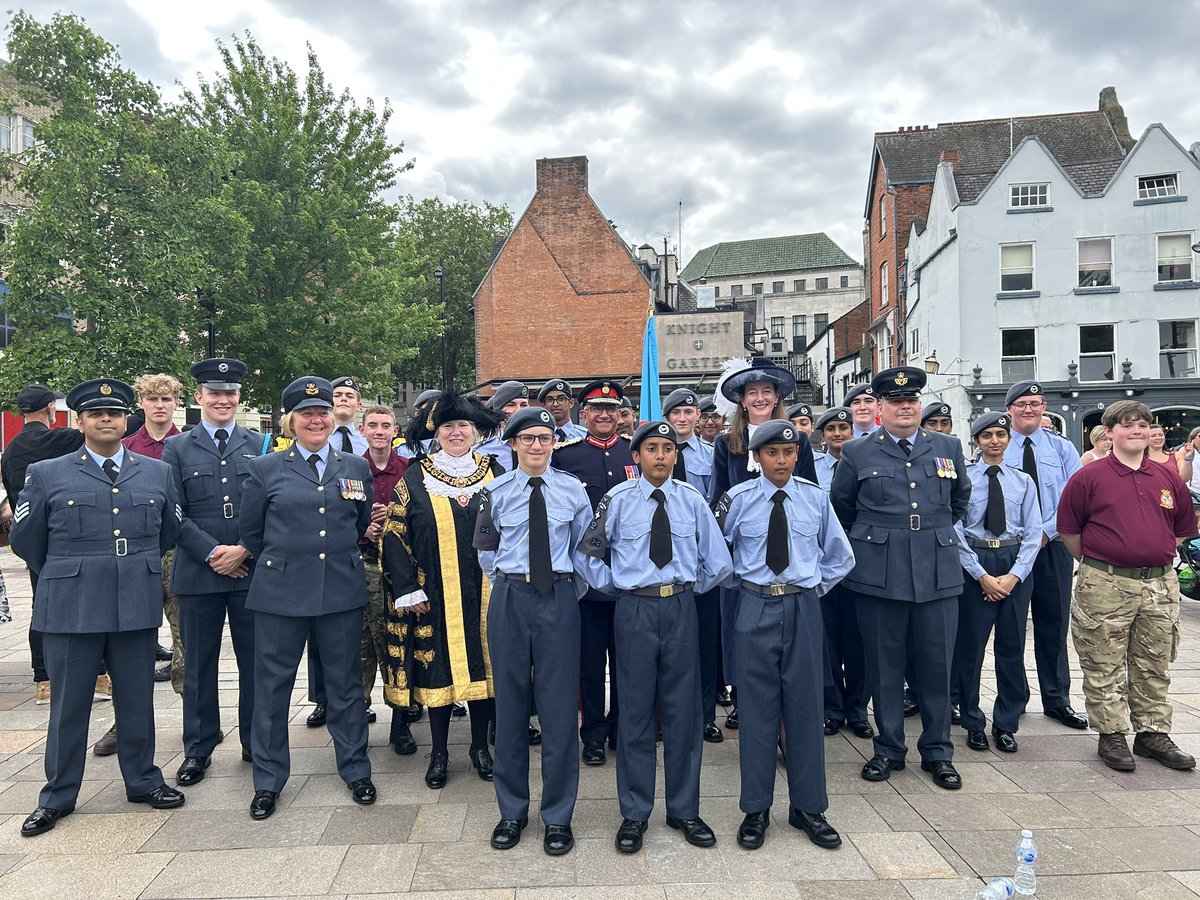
[339,478,367,501]
[1160,489,1175,510]
[624,465,640,479]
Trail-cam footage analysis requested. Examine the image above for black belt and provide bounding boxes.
[1081,556,1170,580]
[48,538,157,557]
[495,572,574,584]
[855,514,953,531]
[967,537,1022,549]
[740,580,807,597]
[627,582,693,598]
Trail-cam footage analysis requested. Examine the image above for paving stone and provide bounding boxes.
[794,881,912,899]
[1033,871,1199,899]
[986,760,1122,793]
[987,793,1093,829]
[665,884,799,900]
[900,877,991,899]
[0,850,175,900]
[290,773,432,807]
[0,755,40,781]
[1084,824,1200,872]
[411,838,576,890]
[141,845,348,898]
[998,733,1102,761]
[319,802,419,845]
[941,827,1130,876]
[409,801,468,841]
[0,809,168,854]
[846,831,957,879]
[866,795,931,832]
[903,794,1021,832]
[523,887,668,900]
[1091,788,1200,825]
[1169,870,1200,893]
[575,833,731,886]
[0,774,110,814]
[1080,757,1200,789]
[139,806,333,851]
[330,843,422,893]
[0,855,23,878]
[347,892,512,900]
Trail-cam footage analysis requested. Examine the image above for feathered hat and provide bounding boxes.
[405,388,500,454]
[713,357,796,419]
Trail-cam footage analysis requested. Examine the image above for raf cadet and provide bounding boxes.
[716,420,854,851]
[551,379,638,766]
[921,400,954,435]
[473,407,593,856]
[830,367,971,791]
[330,376,369,455]
[12,379,185,836]
[163,358,264,785]
[786,402,815,437]
[239,377,375,821]
[951,412,1040,754]
[537,378,587,442]
[478,381,531,471]
[578,421,734,855]
[844,383,879,438]
[697,395,724,445]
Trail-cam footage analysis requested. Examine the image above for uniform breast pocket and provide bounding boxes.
[857,465,895,506]
[922,463,951,503]
[50,492,97,539]
[235,461,253,489]
[790,517,820,559]
[848,522,888,587]
[130,492,163,533]
[183,465,216,503]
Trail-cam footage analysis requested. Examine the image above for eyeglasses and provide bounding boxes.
[515,434,555,447]
[700,413,722,420]
[543,396,571,406]
[1010,401,1046,411]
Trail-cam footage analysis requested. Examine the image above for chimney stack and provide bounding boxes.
[536,155,589,197]
[939,150,958,170]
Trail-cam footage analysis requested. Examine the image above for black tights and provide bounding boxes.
[427,699,495,755]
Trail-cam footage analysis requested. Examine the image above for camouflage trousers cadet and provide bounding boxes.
[162,548,184,695]
[1070,562,1181,735]
[360,558,390,707]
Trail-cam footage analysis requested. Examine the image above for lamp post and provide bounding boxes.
[434,263,446,391]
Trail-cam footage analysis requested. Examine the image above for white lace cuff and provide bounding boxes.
[394,589,428,610]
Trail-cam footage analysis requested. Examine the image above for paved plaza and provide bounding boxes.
[0,551,1197,899]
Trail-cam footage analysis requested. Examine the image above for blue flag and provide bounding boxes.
[639,309,662,424]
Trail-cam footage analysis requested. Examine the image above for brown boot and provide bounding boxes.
[1133,732,1196,770]
[1097,733,1135,771]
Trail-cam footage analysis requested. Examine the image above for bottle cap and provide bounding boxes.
[1021,829,1033,837]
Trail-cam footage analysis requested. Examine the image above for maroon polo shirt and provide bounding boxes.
[1057,452,1197,568]
[361,449,409,553]
[121,424,182,461]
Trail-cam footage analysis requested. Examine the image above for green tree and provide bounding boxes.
[0,12,248,405]
[182,36,436,419]
[393,197,512,389]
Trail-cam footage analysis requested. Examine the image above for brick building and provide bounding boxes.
[473,155,653,392]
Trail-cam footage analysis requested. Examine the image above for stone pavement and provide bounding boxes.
[0,550,1197,900]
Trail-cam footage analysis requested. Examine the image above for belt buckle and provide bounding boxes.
[768,583,786,597]
[659,585,673,598]
[910,514,921,531]
[115,538,128,557]
[1139,567,1151,580]
[523,573,531,583]
[985,539,1000,549]
[223,502,234,520]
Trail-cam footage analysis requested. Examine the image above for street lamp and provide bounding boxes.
[434,263,446,390]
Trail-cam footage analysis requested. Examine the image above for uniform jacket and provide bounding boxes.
[830,428,971,602]
[240,445,373,617]
[11,449,181,632]
[163,423,266,594]
[551,434,639,512]
[0,422,85,507]
[708,426,818,508]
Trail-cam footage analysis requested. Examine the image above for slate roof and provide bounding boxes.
[680,233,859,282]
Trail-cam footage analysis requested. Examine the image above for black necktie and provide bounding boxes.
[556,428,566,442]
[337,426,353,453]
[307,453,321,479]
[672,443,688,483]
[102,459,118,483]
[649,488,673,568]
[898,438,912,456]
[1022,436,1041,505]
[528,476,553,593]
[767,489,790,575]
[214,427,228,456]
[830,458,838,473]
[985,465,1007,536]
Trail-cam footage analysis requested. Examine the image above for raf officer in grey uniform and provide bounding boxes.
[537,378,587,442]
[240,376,376,820]
[831,367,971,791]
[164,358,264,784]
[477,381,530,472]
[12,379,185,836]
[474,407,593,856]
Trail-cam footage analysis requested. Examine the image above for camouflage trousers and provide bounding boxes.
[162,548,184,695]
[1070,562,1181,735]
[360,558,390,707]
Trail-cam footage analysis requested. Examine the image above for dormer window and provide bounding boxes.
[1138,174,1179,200]
[1009,183,1049,208]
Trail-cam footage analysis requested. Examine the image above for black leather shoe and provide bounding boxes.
[156,644,173,661]
[365,706,377,724]
[966,730,990,751]
[903,695,920,718]
[390,718,417,755]
[703,721,724,743]
[154,661,172,682]
[725,707,739,730]
[404,702,424,723]
[823,718,841,735]
[425,751,449,789]
[544,824,574,856]
[471,747,494,781]
[992,729,1018,753]
[491,817,527,850]
[950,703,961,725]
[716,687,733,708]
[250,790,277,820]
[582,741,606,766]
[93,724,118,757]
[736,810,770,850]
[666,815,716,847]
[128,784,186,809]
[789,808,842,849]
[528,723,542,746]
[20,805,74,837]
[921,759,963,790]
[849,720,874,739]
[861,754,905,782]
[451,701,467,717]
[306,703,327,728]
[615,818,648,853]
[349,777,376,805]
[176,756,211,786]
[241,748,252,763]
[1044,705,1088,730]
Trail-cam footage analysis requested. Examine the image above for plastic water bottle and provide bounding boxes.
[974,877,1015,900]
[1013,829,1038,895]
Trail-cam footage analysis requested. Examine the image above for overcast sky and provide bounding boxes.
[11,0,1200,268]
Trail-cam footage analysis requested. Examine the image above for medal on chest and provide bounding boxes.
[934,457,957,479]
[339,478,367,501]
[455,493,471,508]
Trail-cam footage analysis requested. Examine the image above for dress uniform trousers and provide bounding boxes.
[41,629,162,808]
[719,586,738,692]
[821,583,868,725]
[488,576,580,825]
[1028,540,1074,708]
[253,608,369,792]
[613,589,702,821]
[952,545,1033,734]
[578,591,618,744]
[855,590,957,763]
[695,586,720,725]
[307,634,327,705]
[178,589,255,757]
[735,585,827,814]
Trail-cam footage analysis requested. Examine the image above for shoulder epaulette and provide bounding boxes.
[553,436,585,450]
[619,433,632,441]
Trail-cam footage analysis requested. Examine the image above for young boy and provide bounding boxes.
[1058,400,1197,771]
[951,412,1040,754]
[716,419,854,851]
[578,421,733,854]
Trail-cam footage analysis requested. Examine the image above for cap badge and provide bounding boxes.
[894,371,909,387]
[304,382,319,396]
[601,384,611,395]
[218,362,229,373]
[999,416,1009,426]
[539,411,551,423]
[1030,384,1040,394]
[658,424,669,435]
[99,383,113,395]
[783,428,794,440]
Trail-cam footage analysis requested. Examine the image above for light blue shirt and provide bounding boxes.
[676,433,713,498]
[296,442,330,479]
[813,450,841,492]
[200,418,238,446]
[473,466,593,596]
[717,475,854,597]
[477,434,515,472]
[333,423,368,456]
[954,461,1041,581]
[578,476,733,595]
[554,421,588,442]
[85,445,126,473]
[1002,426,1081,540]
